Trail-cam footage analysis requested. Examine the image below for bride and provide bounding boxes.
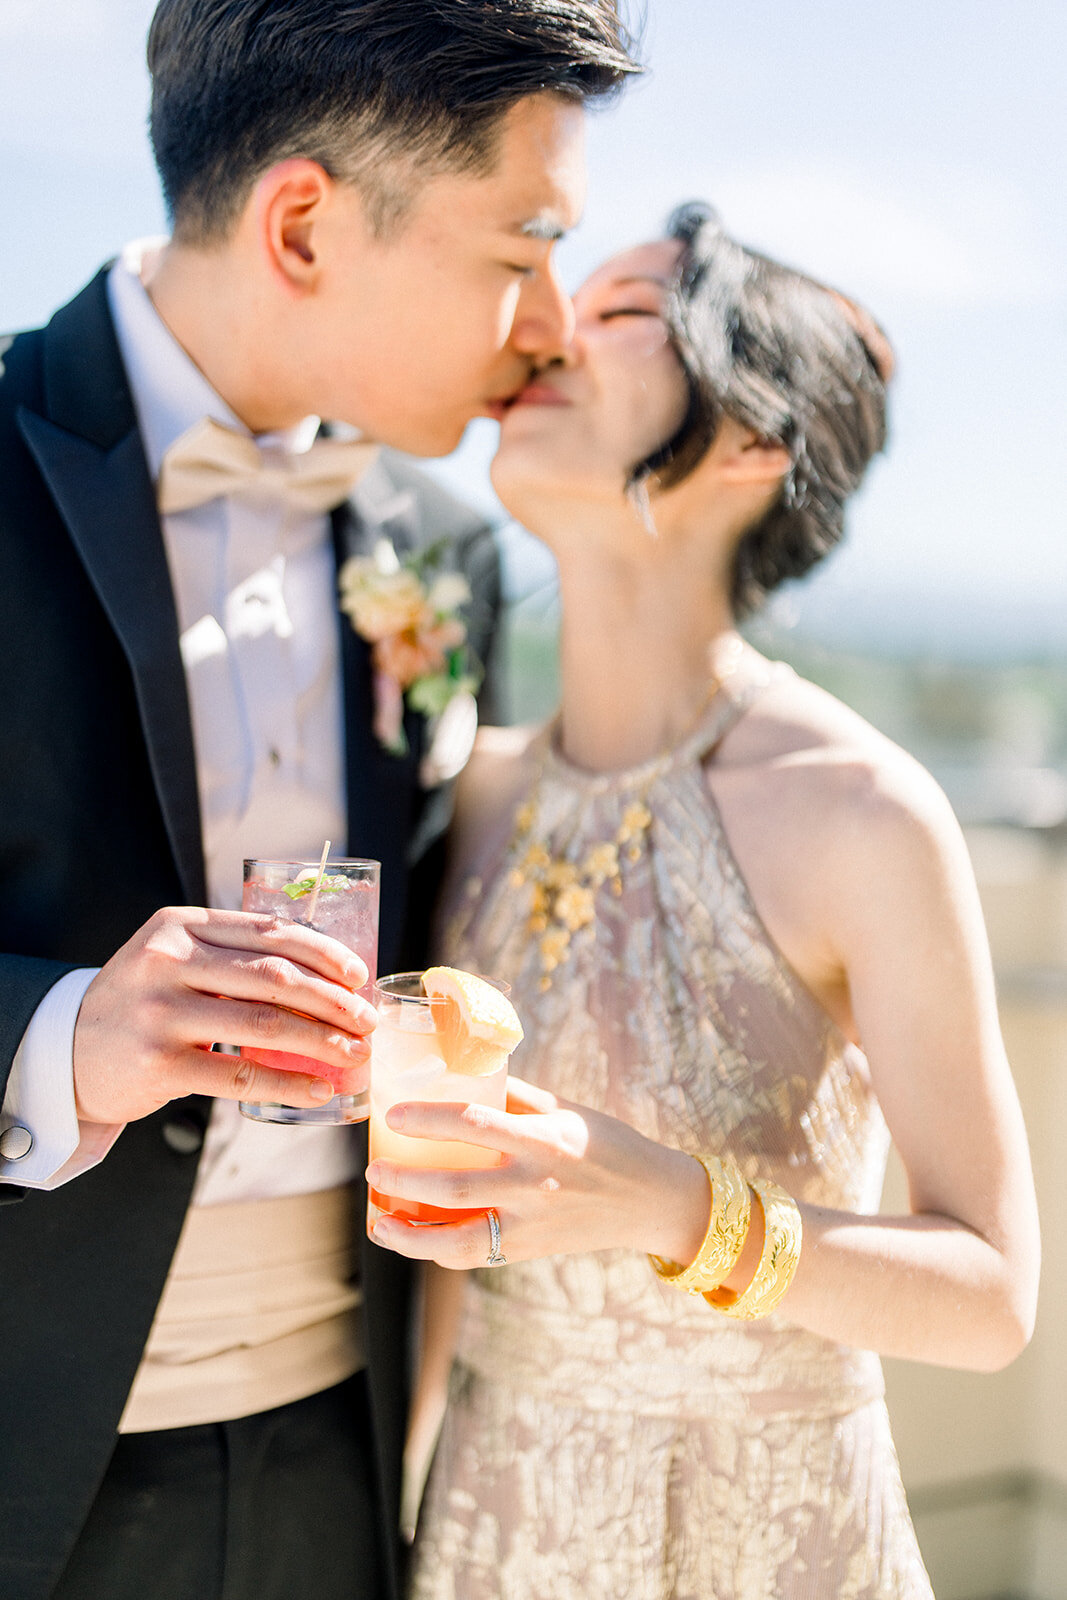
[367,204,1040,1598]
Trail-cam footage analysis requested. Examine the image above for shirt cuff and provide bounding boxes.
[0,967,125,1188]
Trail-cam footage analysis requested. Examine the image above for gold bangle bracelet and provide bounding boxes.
[649,1153,752,1296]
[706,1176,803,1320]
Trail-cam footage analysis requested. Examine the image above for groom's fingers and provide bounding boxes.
[182,940,377,1038]
[185,993,372,1079]
[181,1046,363,1108]
[72,904,372,1124]
[180,906,369,992]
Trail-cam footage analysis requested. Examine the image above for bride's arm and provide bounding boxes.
[369,750,1039,1375]
[734,749,1040,1369]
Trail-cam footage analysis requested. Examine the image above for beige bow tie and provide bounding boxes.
[157,416,379,515]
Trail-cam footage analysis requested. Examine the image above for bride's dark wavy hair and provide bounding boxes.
[632,203,894,619]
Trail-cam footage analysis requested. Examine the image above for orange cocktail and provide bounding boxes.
[368,969,522,1225]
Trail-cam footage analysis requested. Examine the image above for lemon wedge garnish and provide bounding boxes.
[421,966,523,1077]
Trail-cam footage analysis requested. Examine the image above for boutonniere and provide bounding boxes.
[338,537,482,757]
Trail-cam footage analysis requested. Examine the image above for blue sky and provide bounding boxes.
[2,0,1064,656]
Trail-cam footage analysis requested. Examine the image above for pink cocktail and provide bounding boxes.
[238,856,379,1125]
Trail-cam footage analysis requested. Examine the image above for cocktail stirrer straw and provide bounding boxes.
[305,839,331,923]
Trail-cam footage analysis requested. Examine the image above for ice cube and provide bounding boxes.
[396,1004,436,1034]
[396,1054,446,1093]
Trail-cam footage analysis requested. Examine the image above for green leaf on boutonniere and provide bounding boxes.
[411,537,450,576]
[406,672,455,718]
[408,671,482,719]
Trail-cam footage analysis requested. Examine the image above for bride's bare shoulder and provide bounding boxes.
[715,663,961,855]
[708,663,977,1001]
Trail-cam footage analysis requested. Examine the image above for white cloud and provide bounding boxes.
[0,0,112,42]
[681,160,1060,312]
[0,0,155,160]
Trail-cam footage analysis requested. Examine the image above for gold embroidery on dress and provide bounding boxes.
[506,793,651,985]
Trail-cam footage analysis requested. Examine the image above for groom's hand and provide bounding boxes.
[72,906,375,1125]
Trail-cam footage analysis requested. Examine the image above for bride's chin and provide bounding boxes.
[491,441,624,530]
[489,444,545,503]
[488,473,543,529]
[488,464,565,539]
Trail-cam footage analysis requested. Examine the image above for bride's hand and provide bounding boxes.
[365,1074,710,1269]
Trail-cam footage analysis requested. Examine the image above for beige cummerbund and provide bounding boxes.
[120,1184,364,1433]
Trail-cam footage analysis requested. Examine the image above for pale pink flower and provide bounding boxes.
[420,614,466,655]
[373,614,466,688]
[339,540,476,756]
[426,573,472,614]
[338,562,425,641]
[374,630,439,688]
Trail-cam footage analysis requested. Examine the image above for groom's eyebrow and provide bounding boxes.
[512,215,567,242]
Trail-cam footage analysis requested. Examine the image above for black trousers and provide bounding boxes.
[51,1375,387,1600]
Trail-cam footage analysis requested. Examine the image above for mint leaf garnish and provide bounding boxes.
[282,877,316,899]
[282,873,348,899]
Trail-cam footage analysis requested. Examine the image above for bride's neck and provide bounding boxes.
[554,538,740,773]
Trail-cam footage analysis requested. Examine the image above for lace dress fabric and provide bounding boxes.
[410,677,934,1600]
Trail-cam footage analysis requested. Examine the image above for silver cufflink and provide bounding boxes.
[0,1125,34,1162]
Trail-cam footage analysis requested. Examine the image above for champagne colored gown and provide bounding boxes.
[410,676,934,1600]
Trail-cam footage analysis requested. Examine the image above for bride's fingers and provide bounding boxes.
[383,1098,520,1152]
[365,1156,514,1214]
[368,1210,503,1269]
[504,1074,559,1114]
[384,1097,591,1160]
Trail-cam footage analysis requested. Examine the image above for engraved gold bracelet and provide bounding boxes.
[706,1176,803,1320]
[649,1153,752,1296]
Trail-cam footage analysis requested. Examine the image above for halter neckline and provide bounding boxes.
[540,664,784,797]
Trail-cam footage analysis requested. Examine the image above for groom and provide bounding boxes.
[0,3,637,1597]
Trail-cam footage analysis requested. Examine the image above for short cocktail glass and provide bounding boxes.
[368,972,513,1226]
[238,856,379,1126]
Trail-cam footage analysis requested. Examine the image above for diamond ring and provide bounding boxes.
[486,1207,507,1266]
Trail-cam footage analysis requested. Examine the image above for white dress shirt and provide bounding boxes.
[0,239,365,1201]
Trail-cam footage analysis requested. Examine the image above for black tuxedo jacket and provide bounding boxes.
[0,269,500,1600]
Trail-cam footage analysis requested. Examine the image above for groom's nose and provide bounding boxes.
[510,258,577,361]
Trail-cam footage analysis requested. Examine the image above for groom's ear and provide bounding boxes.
[252,158,345,296]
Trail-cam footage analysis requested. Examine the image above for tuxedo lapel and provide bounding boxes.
[16,272,206,904]
[332,487,424,967]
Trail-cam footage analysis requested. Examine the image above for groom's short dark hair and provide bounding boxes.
[147,0,639,242]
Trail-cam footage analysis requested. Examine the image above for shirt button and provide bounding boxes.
[268,747,281,768]
[161,1112,206,1156]
[0,1125,34,1161]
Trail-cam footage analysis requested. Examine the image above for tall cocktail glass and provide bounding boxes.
[368,972,513,1225]
[238,856,379,1125]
